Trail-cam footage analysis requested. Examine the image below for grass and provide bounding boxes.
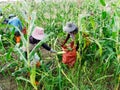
[0,0,120,90]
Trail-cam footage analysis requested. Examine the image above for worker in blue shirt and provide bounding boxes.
[8,14,22,32]
[3,14,23,44]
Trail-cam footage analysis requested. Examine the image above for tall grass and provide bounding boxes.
[0,0,120,90]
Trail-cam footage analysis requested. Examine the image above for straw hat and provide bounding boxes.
[63,22,77,33]
[32,26,45,40]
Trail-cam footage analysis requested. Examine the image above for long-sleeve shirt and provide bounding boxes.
[62,34,79,50]
[8,17,22,32]
[24,36,51,59]
[23,36,51,52]
[29,36,51,51]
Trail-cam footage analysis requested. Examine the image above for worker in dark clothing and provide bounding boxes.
[62,22,79,50]
[61,22,79,67]
[22,26,56,59]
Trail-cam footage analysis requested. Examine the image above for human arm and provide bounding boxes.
[61,34,70,47]
[42,43,56,53]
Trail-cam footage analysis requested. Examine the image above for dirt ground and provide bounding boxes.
[0,74,17,90]
[0,46,57,90]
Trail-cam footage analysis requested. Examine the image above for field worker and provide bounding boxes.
[2,14,23,45]
[8,14,23,45]
[62,22,79,49]
[61,22,79,67]
[22,26,57,67]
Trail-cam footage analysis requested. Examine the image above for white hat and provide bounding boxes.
[32,26,45,40]
[63,22,77,33]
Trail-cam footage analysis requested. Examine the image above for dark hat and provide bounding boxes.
[63,22,78,33]
[8,14,16,19]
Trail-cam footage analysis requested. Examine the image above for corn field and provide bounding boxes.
[0,0,120,90]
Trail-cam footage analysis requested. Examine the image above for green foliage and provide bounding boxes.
[0,0,120,90]
[100,0,106,6]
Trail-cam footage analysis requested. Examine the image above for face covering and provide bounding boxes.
[70,33,75,40]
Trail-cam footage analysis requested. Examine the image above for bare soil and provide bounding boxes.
[0,47,57,90]
[0,74,17,90]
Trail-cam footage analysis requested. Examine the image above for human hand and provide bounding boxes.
[50,49,57,53]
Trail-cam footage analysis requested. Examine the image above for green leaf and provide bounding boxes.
[95,74,113,82]
[0,62,18,72]
[16,76,30,83]
[30,66,37,90]
[15,47,27,64]
[102,11,107,19]
[90,17,95,29]
[100,0,106,6]
[12,67,29,76]
[29,11,36,36]
[94,39,102,56]
[57,51,65,54]
[90,38,103,56]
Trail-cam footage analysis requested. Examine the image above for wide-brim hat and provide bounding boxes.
[8,14,16,19]
[63,22,77,33]
[32,26,45,40]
